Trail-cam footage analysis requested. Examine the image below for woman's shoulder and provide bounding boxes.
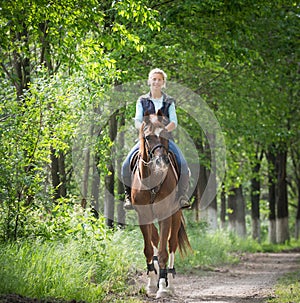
[137,93,150,102]
[163,92,175,104]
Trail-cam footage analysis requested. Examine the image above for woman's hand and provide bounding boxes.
[165,122,176,132]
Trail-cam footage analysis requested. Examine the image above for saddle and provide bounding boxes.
[130,150,179,181]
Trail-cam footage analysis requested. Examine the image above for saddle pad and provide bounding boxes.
[130,150,179,181]
[168,151,179,181]
[130,150,139,171]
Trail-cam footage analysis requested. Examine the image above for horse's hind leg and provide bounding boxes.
[140,224,157,297]
[166,210,181,295]
[167,252,176,295]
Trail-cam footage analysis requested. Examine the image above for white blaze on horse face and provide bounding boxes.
[149,114,158,124]
[154,127,164,137]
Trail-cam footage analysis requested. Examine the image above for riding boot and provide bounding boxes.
[123,184,134,210]
[177,174,191,209]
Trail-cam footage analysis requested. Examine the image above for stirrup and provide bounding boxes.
[179,196,191,210]
[124,198,134,210]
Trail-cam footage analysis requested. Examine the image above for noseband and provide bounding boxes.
[149,143,168,156]
[144,138,168,160]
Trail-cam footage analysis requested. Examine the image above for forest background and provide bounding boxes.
[0,0,299,247]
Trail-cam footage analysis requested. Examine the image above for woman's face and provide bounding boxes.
[149,73,165,91]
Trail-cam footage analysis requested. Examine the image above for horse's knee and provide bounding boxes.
[144,246,154,263]
[168,241,178,254]
[158,249,168,267]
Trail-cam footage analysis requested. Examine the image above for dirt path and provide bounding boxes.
[1,252,299,303]
[134,252,300,303]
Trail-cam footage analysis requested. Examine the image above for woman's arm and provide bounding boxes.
[134,99,143,129]
[166,102,177,132]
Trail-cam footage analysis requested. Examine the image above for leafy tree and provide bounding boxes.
[0,0,160,238]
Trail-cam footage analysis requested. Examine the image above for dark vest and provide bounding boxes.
[140,93,174,124]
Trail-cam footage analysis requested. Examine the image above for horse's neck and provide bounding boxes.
[139,149,150,179]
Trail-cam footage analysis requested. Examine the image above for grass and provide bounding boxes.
[0,227,145,303]
[0,206,300,303]
[268,271,300,303]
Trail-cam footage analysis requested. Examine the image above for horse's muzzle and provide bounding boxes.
[155,155,169,168]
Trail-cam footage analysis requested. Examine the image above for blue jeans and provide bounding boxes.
[121,140,189,186]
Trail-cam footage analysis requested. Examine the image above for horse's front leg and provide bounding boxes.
[139,224,157,297]
[151,223,160,274]
[156,217,172,299]
[167,252,176,295]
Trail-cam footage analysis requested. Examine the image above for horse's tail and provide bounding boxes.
[177,215,192,256]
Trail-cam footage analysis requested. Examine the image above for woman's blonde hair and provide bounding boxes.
[148,68,167,88]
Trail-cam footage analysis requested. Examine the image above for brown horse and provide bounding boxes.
[131,111,191,299]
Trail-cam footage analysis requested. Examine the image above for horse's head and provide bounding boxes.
[140,110,170,171]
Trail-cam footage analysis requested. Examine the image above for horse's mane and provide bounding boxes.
[139,121,146,154]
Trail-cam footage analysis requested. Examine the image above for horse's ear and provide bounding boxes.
[143,111,150,123]
[157,110,163,121]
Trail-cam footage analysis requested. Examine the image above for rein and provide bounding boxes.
[139,137,169,204]
[141,136,169,165]
[144,140,168,158]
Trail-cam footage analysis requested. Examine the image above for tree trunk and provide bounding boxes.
[104,113,117,228]
[266,149,277,243]
[220,182,226,229]
[50,147,60,201]
[82,146,90,207]
[58,151,66,197]
[91,158,100,215]
[81,124,96,208]
[200,133,218,231]
[11,24,31,99]
[116,114,125,227]
[251,149,263,241]
[199,164,217,230]
[50,147,67,201]
[291,145,300,239]
[105,164,115,228]
[295,182,300,239]
[193,136,206,222]
[228,188,236,233]
[276,150,289,243]
[228,185,246,237]
[235,185,246,238]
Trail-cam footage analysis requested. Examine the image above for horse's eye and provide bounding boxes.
[145,135,151,141]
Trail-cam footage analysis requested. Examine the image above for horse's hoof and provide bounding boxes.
[167,286,176,296]
[156,280,170,299]
[156,289,170,299]
[146,286,157,297]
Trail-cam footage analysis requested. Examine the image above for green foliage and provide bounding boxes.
[0,69,85,240]
[0,207,144,302]
[0,211,299,302]
[0,0,299,255]
[0,1,299,300]
[268,271,300,303]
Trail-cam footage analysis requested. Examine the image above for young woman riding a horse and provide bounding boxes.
[122,68,191,210]
[121,68,191,298]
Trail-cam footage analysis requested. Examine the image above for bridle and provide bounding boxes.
[140,134,170,203]
[142,136,169,166]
